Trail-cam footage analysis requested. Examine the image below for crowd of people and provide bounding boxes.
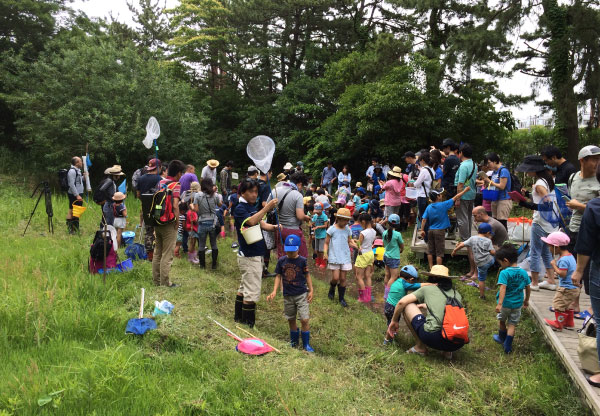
[66,141,600,370]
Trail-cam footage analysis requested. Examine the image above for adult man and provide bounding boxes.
[153,160,185,288]
[137,159,162,260]
[566,145,600,310]
[271,172,311,258]
[179,164,198,194]
[219,161,234,197]
[201,159,219,185]
[321,161,337,194]
[541,145,577,185]
[296,161,304,173]
[441,139,460,196]
[365,158,378,192]
[247,165,259,180]
[454,143,478,241]
[98,165,125,226]
[472,206,508,247]
[66,156,84,234]
[403,151,419,180]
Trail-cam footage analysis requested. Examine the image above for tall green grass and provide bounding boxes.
[0,176,591,415]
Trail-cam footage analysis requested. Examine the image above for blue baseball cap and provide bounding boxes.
[400,265,418,279]
[284,234,301,252]
[478,223,494,235]
[388,214,401,225]
[356,187,366,194]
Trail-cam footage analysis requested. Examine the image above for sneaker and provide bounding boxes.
[383,339,392,346]
[530,285,540,292]
[340,299,348,307]
[231,242,239,248]
[539,281,557,291]
[206,249,212,255]
[466,281,478,287]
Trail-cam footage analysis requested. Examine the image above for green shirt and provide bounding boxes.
[568,172,600,232]
[454,159,478,201]
[382,230,404,259]
[413,286,463,333]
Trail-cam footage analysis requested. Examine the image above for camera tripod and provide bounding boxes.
[23,181,54,236]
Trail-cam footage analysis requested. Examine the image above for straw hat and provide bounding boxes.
[422,265,460,279]
[335,208,352,219]
[277,173,287,182]
[106,165,125,176]
[388,166,403,178]
[112,191,126,201]
[207,159,219,168]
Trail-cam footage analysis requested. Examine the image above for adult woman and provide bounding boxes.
[378,166,405,222]
[482,152,512,229]
[430,149,444,190]
[338,165,352,191]
[410,152,435,226]
[193,178,222,269]
[233,179,280,327]
[387,265,466,359]
[515,155,557,291]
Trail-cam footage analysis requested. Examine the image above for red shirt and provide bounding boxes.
[159,177,181,199]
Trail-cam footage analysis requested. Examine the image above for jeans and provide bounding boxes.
[530,222,553,273]
[197,220,218,251]
[456,199,474,241]
[588,261,600,365]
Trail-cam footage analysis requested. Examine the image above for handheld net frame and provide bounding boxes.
[538,186,571,231]
[143,116,161,162]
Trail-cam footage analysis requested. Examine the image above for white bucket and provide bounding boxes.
[241,218,263,244]
[405,187,418,200]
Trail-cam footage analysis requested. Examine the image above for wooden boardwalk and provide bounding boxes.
[529,288,600,415]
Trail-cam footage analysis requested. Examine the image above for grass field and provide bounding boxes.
[0,175,591,415]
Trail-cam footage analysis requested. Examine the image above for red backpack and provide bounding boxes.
[150,181,177,226]
[185,209,198,232]
[430,288,470,344]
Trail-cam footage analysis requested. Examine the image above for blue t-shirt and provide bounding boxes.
[234,201,266,257]
[322,167,337,185]
[312,212,329,239]
[435,167,443,180]
[454,159,478,200]
[422,199,454,230]
[326,225,352,264]
[228,193,239,210]
[275,256,309,296]
[350,223,363,239]
[496,267,531,309]
[491,166,511,200]
[557,254,577,289]
[387,278,421,307]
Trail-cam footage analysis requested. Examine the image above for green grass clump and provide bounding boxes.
[0,176,590,415]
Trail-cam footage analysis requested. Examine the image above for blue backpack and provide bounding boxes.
[125,243,147,261]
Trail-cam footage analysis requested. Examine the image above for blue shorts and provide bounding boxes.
[477,259,496,282]
[383,255,400,269]
[411,314,464,352]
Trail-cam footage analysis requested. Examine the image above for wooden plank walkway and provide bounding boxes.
[529,288,600,415]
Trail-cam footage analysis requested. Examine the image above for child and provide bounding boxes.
[493,244,531,353]
[452,223,496,299]
[355,213,376,303]
[112,192,127,247]
[311,203,329,268]
[185,207,199,264]
[267,235,315,352]
[420,186,471,269]
[542,232,579,331]
[383,265,435,344]
[324,207,358,307]
[382,214,405,300]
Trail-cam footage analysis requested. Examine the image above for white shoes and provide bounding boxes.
[530,285,540,292]
[539,281,557,291]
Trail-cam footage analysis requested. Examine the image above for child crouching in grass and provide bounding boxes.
[267,235,315,352]
[494,244,531,354]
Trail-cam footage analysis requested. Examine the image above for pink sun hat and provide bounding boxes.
[540,231,570,247]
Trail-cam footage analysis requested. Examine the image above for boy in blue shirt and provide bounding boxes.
[310,203,329,269]
[420,186,471,269]
[267,235,315,352]
[493,244,531,354]
[542,231,579,331]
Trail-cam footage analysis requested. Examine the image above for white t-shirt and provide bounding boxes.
[414,166,435,198]
[532,178,558,233]
[360,228,377,254]
[201,165,217,184]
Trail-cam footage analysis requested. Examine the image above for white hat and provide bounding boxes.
[578,145,600,160]
[283,162,293,170]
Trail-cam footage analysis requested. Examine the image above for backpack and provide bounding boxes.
[429,288,470,344]
[500,166,522,193]
[131,167,147,191]
[93,178,113,205]
[146,181,177,226]
[90,230,114,261]
[185,209,198,232]
[58,168,73,192]
[125,243,147,261]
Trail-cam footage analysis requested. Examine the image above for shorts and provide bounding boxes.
[113,217,126,229]
[476,259,496,282]
[314,238,325,252]
[355,250,375,268]
[496,307,522,326]
[237,255,264,303]
[284,292,310,320]
[383,255,400,269]
[384,302,395,325]
[491,199,513,221]
[411,314,464,352]
[384,205,400,218]
[68,193,82,208]
[552,287,580,311]
[427,229,446,258]
[328,263,352,271]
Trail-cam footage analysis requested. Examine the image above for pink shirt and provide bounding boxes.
[382,178,405,207]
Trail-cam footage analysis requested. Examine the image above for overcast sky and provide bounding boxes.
[71,0,550,122]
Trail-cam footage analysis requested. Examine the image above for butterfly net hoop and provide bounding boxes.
[143,117,160,149]
[247,135,275,174]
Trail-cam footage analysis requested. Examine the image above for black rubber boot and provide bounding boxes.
[338,285,348,307]
[242,303,256,328]
[211,249,218,269]
[197,250,206,268]
[66,219,74,234]
[234,295,244,322]
[72,218,80,233]
[328,283,337,300]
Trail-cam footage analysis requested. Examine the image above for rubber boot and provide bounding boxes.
[493,330,507,345]
[188,252,198,264]
[66,219,74,234]
[328,283,336,300]
[338,285,348,307]
[242,303,256,328]
[234,295,244,322]
[366,286,373,302]
[504,335,514,354]
[301,331,315,352]
[384,285,390,300]
[211,249,218,270]
[545,311,566,331]
[197,250,206,269]
[290,329,300,348]
[358,289,365,303]
[564,309,575,329]
[72,218,80,233]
